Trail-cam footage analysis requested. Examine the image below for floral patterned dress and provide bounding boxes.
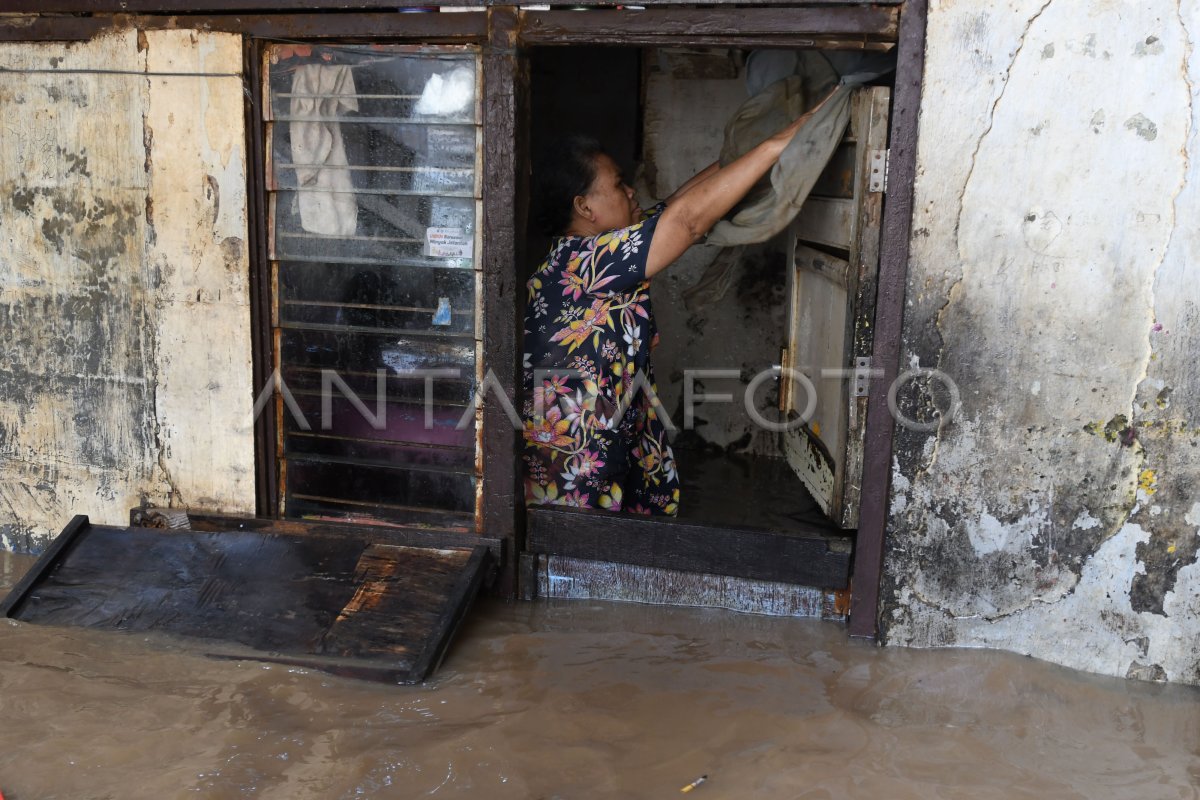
[521,205,680,516]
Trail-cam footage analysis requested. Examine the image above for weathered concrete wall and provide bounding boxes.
[641,49,789,456]
[0,30,255,552]
[882,0,1200,684]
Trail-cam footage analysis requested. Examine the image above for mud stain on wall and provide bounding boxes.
[882,0,1200,685]
[0,30,254,552]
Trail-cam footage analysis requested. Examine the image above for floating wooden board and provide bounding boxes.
[0,515,492,684]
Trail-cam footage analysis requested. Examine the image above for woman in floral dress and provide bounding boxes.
[522,108,822,516]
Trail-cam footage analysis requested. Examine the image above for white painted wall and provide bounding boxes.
[0,30,255,550]
[884,0,1200,684]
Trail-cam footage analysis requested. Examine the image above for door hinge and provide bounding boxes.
[853,356,873,397]
[868,149,889,194]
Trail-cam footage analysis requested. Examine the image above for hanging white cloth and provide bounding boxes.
[289,64,359,236]
[413,66,475,118]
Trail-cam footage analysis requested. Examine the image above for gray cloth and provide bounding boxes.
[681,245,746,312]
[685,51,893,311]
[706,50,896,247]
[705,78,853,247]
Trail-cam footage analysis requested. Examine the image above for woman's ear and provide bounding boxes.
[572,194,593,222]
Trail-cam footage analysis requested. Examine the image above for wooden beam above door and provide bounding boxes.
[5,0,901,11]
[520,6,899,45]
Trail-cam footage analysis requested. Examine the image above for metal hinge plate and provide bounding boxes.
[853,356,873,397]
[868,149,889,193]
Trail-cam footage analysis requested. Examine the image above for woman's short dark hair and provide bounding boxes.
[534,134,605,236]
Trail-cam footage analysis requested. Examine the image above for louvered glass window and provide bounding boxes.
[263,44,481,531]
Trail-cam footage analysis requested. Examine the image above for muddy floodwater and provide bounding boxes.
[1,551,1198,799]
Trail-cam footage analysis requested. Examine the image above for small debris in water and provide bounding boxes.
[680,774,708,793]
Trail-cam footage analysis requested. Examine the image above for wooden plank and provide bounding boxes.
[314,542,488,681]
[521,34,892,50]
[9,1,901,12]
[795,242,852,288]
[480,6,523,596]
[794,196,854,251]
[783,420,836,513]
[519,7,899,43]
[0,515,89,618]
[527,507,851,589]
[409,544,490,679]
[0,16,107,42]
[583,0,903,4]
[810,245,854,515]
[3,520,493,683]
[850,0,928,639]
[0,12,488,41]
[2,1,484,11]
[574,0,903,4]
[838,85,891,529]
[132,508,504,557]
[245,40,278,518]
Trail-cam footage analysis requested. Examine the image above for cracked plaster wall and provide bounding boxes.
[882,0,1200,684]
[0,30,255,552]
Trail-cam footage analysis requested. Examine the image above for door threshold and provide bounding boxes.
[526,504,852,589]
[535,554,850,620]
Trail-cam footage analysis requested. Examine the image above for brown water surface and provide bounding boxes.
[1,550,1198,799]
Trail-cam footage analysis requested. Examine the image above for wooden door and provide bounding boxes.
[779,86,890,530]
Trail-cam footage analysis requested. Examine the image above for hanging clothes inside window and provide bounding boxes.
[289,64,359,237]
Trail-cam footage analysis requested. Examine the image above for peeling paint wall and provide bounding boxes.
[0,30,254,552]
[883,0,1200,685]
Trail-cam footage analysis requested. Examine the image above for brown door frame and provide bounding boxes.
[845,0,925,638]
[510,4,925,637]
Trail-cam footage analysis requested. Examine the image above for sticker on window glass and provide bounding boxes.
[426,227,473,259]
[413,166,472,194]
[426,126,476,160]
[432,297,453,326]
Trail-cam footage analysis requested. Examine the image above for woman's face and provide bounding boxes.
[578,153,640,233]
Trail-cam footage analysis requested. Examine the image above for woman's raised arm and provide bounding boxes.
[664,160,720,205]
[645,91,834,278]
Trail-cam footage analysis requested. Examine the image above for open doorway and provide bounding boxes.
[522,43,896,596]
